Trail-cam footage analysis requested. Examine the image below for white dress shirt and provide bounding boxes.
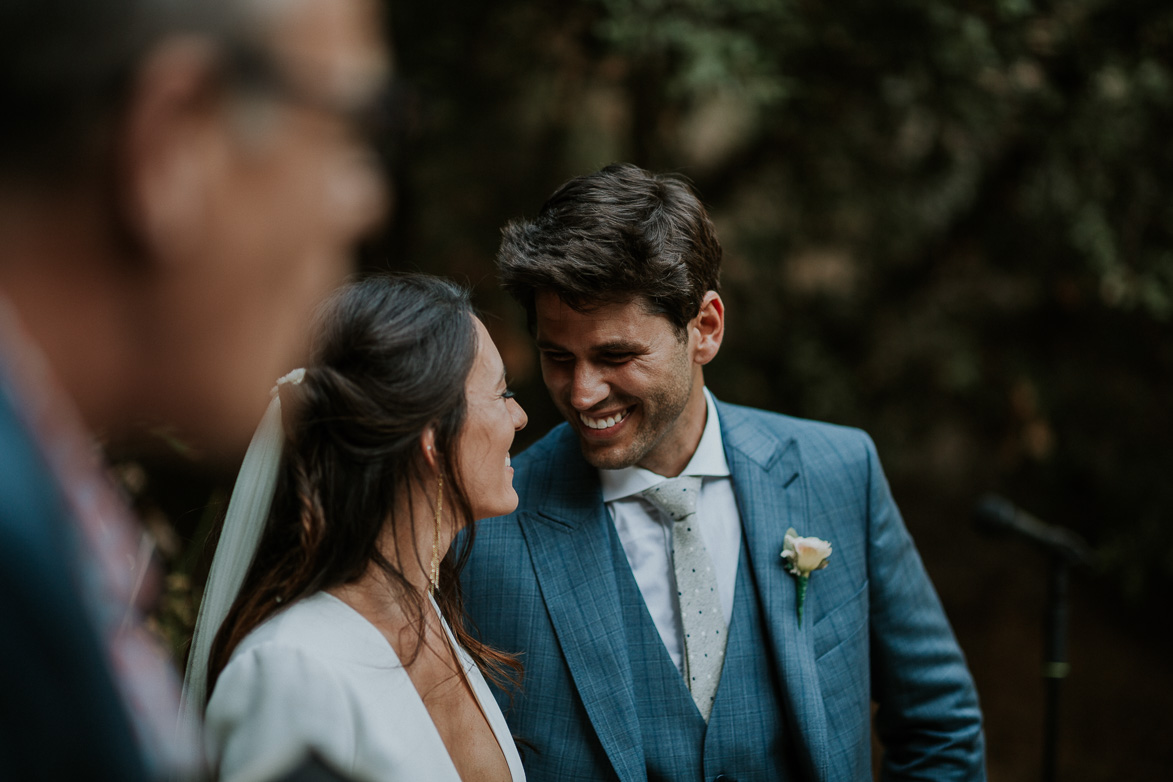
[600,388,742,674]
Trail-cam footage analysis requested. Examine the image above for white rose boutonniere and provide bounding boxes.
[780,528,832,627]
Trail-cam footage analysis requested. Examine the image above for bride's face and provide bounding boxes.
[457,318,528,520]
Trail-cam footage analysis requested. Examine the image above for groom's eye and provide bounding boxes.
[602,352,634,364]
[541,351,572,363]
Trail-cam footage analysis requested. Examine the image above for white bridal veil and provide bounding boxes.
[177,368,305,742]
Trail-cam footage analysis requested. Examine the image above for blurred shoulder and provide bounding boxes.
[0,390,66,555]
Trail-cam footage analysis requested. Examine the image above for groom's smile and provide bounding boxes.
[579,406,631,431]
[534,291,710,476]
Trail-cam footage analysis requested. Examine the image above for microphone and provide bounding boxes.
[972,494,1097,568]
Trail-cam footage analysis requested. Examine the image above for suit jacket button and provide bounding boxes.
[714,776,735,782]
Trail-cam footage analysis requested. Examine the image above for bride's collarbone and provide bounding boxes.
[329,588,512,781]
[403,627,513,781]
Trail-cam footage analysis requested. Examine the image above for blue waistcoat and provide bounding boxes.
[609,521,800,782]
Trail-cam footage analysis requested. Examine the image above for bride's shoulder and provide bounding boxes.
[207,592,402,727]
[228,591,396,669]
[205,596,365,781]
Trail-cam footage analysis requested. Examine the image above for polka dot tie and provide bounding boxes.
[641,476,728,722]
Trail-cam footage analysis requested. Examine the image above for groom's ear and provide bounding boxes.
[691,291,724,366]
[420,427,438,470]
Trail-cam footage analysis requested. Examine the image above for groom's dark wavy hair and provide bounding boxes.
[208,274,521,697]
[497,162,722,337]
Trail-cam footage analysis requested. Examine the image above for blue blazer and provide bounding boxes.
[462,398,985,781]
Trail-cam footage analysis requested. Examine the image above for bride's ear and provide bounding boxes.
[420,428,438,470]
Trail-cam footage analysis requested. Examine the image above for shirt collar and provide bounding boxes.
[600,387,730,502]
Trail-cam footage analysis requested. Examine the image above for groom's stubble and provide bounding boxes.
[570,346,695,472]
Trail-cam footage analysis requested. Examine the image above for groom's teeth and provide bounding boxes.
[506,455,511,467]
[579,409,628,430]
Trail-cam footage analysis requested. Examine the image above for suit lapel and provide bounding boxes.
[719,401,831,782]
[518,438,646,782]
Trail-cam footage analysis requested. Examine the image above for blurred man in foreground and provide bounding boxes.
[0,0,390,778]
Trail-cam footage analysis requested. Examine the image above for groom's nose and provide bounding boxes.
[570,362,609,410]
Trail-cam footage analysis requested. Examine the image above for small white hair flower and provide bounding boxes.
[271,367,307,396]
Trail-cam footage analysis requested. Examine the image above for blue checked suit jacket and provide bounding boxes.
[461,397,986,781]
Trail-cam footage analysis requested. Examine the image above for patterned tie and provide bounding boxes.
[640,476,728,722]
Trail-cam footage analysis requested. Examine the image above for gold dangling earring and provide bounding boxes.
[429,474,443,595]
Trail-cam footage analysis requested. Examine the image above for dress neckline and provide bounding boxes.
[313,590,524,781]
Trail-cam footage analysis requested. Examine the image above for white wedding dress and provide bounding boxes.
[204,592,526,782]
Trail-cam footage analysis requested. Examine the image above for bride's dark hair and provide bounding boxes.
[207,273,520,696]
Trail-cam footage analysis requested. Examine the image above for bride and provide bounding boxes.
[181,274,528,782]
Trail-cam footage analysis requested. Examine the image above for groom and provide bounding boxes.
[462,164,985,781]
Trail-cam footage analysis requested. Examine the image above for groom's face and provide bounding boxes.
[535,291,708,476]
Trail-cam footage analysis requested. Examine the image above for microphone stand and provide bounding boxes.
[972,495,1096,782]
[1042,553,1070,782]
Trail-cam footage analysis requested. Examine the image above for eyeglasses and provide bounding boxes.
[222,43,410,163]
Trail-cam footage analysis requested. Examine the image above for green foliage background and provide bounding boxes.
[386,0,1173,600]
